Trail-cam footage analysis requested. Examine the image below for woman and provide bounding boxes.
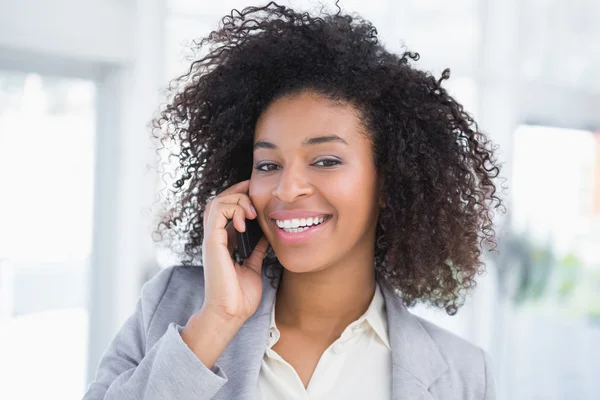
[84,2,504,399]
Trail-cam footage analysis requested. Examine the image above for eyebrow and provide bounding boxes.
[253,134,349,150]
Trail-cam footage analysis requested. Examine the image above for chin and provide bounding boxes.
[273,249,332,274]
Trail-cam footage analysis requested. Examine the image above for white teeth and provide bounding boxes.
[276,215,330,233]
[285,226,309,233]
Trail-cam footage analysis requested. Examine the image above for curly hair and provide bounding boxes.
[153,1,505,315]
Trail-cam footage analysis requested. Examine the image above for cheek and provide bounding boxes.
[248,177,270,209]
[326,166,379,221]
[329,166,377,201]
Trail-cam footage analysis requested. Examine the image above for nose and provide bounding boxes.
[272,161,313,203]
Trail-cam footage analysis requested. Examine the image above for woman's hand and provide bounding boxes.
[181,180,269,368]
[199,179,269,323]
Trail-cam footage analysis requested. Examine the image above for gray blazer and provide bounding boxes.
[83,266,496,399]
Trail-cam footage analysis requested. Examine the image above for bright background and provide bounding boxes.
[0,1,599,399]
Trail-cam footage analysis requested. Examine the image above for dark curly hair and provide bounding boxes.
[153,1,505,315]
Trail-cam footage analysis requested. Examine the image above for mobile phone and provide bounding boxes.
[236,217,264,260]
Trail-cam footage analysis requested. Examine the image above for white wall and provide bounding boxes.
[88,0,166,382]
[0,0,166,383]
[0,0,133,65]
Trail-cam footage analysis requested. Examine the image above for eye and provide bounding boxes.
[255,162,280,172]
[313,157,342,167]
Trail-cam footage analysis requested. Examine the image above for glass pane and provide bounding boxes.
[404,0,479,74]
[168,0,350,16]
[520,0,600,90]
[0,71,96,399]
[501,125,600,399]
[165,0,395,82]
[165,16,213,81]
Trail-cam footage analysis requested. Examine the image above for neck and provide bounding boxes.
[274,251,376,335]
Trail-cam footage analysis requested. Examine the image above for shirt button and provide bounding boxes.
[332,343,344,353]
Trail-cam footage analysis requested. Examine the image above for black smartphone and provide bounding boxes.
[236,217,264,260]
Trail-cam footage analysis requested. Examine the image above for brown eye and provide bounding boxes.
[313,158,342,167]
[255,162,280,172]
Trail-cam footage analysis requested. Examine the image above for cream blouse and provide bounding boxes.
[256,282,393,399]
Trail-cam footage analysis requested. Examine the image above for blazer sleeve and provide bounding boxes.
[482,349,497,400]
[82,267,228,400]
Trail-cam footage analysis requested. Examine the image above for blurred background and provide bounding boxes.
[0,0,598,399]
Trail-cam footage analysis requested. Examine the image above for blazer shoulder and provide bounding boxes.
[415,315,495,399]
[141,265,205,302]
[416,315,486,363]
[169,264,206,287]
[142,265,207,343]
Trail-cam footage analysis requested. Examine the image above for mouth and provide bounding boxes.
[271,214,333,245]
[274,215,332,233]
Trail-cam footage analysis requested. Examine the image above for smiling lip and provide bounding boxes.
[272,215,332,246]
[268,209,333,246]
[269,210,332,220]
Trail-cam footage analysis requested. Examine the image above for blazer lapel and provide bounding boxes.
[213,269,282,400]
[378,275,448,400]
[214,270,447,400]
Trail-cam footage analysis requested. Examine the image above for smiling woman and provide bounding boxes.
[84,2,504,399]
[249,92,382,278]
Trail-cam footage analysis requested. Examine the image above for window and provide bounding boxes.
[0,70,96,399]
[500,124,600,399]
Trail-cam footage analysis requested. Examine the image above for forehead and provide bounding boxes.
[254,91,366,146]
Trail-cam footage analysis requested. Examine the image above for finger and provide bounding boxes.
[219,193,257,219]
[205,181,254,227]
[207,193,255,232]
[232,207,246,233]
[208,202,247,235]
[203,202,211,227]
[216,179,250,198]
[243,236,269,275]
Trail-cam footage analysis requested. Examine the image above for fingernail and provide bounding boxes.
[250,205,257,216]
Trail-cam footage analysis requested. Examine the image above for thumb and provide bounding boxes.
[243,236,269,275]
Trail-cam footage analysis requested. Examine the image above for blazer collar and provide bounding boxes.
[219,268,447,399]
[378,275,448,399]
